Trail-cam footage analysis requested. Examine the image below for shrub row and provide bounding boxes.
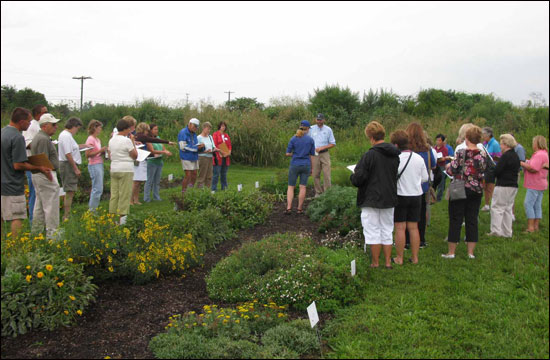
[306,185,361,235]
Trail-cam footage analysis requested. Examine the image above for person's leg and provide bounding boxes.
[370,245,381,267]
[311,155,322,196]
[320,152,332,193]
[361,207,380,266]
[109,172,121,215]
[490,186,505,236]
[484,182,495,207]
[131,181,140,204]
[379,207,395,268]
[182,170,192,193]
[205,161,213,191]
[287,165,298,211]
[31,175,46,234]
[10,219,23,239]
[212,165,220,191]
[418,195,427,246]
[220,162,228,190]
[464,190,482,257]
[153,163,163,201]
[88,164,103,210]
[26,171,35,224]
[144,162,154,202]
[298,185,307,211]
[189,170,198,188]
[393,222,407,264]
[407,222,420,263]
[524,189,536,232]
[64,191,74,221]
[118,173,134,216]
[534,190,544,231]
[286,186,295,211]
[197,157,208,188]
[446,198,465,255]
[382,245,393,268]
[436,166,446,201]
[501,187,517,237]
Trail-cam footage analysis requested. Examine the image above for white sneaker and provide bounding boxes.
[441,254,455,259]
[468,254,476,259]
[481,205,490,211]
[511,214,516,222]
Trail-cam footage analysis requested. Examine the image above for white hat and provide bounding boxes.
[189,118,200,126]
[38,113,60,125]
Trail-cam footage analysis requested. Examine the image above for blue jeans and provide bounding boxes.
[288,164,311,186]
[436,165,447,201]
[524,188,544,219]
[26,171,36,223]
[212,159,228,191]
[88,163,104,210]
[144,161,163,202]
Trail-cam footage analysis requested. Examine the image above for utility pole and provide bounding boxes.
[224,90,234,104]
[72,76,92,112]
[185,93,190,106]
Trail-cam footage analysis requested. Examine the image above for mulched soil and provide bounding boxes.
[1,191,331,359]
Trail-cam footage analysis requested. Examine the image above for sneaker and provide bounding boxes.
[404,244,410,250]
[486,232,499,237]
[420,242,427,249]
[511,214,516,222]
[441,254,455,259]
[468,254,476,259]
[481,204,490,211]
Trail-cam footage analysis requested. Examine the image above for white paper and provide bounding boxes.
[307,301,319,328]
[351,260,356,277]
[168,174,174,181]
[80,146,94,152]
[436,152,443,159]
[255,181,259,189]
[136,149,151,162]
[52,140,59,145]
[59,187,66,197]
[136,144,146,149]
[237,184,243,192]
[347,165,356,172]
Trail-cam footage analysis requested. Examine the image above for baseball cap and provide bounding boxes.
[300,120,311,128]
[189,118,200,126]
[38,113,60,125]
[316,113,325,120]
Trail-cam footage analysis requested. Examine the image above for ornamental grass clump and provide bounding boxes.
[149,301,319,359]
[1,251,97,337]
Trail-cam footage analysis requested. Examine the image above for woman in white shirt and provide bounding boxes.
[390,130,428,265]
[108,117,138,223]
[58,117,85,221]
[197,122,218,189]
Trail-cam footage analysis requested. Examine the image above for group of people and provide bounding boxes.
[1,106,234,239]
[346,121,548,269]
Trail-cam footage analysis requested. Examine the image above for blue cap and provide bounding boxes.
[300,120,311,128]
[316,113,325,120]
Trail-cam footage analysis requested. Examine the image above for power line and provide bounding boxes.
[72,76,92,112]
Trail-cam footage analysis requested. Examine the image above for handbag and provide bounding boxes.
[448,151,467,201]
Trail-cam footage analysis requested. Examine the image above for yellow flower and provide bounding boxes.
[112,249,117,255]
[278,313,285,318]
[254,315,260,318]
[77,310,83,316]
[68,258,74,263]
[26,265,31,270]
[57,282,64,288]
[235,319,240,324]
[37,272,44,279]
[64,310,69,315]
[69,295,76,301]
[26,275,32,282]
[108,266,114,272]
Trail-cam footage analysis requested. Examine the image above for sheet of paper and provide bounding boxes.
[237,184,243,192]
[255,181,259,189]
[80,146,94,152]
[168,174,174,181]
[307,301,319,328]
[136,149,151,162]
[436,152,443,159]
[347,165,356,172]
[59,187,66,197]
[351,260,356,277]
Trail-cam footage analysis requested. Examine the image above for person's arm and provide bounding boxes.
[128,135,138,160]
[286,138,294,157]
[350,152,371,187]
[14,162,53,181]
[65,153,81,177]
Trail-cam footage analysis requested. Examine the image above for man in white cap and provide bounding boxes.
[178,118,205,194]
[31,113,62,238]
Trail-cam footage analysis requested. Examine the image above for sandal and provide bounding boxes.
[297,209,304,215]
[385,265,393,270]
[284,209,292,215]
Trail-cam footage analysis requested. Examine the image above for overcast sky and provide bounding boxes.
[1,1,549,107]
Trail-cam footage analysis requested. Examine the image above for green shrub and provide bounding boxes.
[306,185,361,235]
[1,251,97,337]
[207,233,369,312]
[262,319,319,356]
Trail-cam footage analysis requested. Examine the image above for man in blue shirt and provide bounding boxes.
[178,118,204,194]
[309,113,336,197]
[482,127,501,211]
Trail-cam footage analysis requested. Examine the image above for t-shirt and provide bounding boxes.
[197,134,215,158]
[22,119,40,156]
[286,135,315,166]
[524,150,549,191]
[435,144,449,166]
[417,150,436,193]
[109,135,135,172]
[58,130,81,164]
[485,137,502,159]
[31,130,59,171]
[148,142,164,165]
[396,151,429,196]
[446,144,455,157]
[1,126,28,196]
[86,135,103,165]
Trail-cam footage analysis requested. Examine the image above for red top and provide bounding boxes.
[212,131,232,166]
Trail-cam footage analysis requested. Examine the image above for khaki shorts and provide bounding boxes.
[59,161,79,192]
[181,160,199,171]
[1,195,27,221]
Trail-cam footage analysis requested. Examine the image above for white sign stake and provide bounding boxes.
[168,174,174,182]
[351,260,356,277]
[307,301,319,328]
[237,184,243,192]
[255,181,259,189]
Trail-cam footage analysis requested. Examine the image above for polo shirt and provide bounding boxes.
[309,125,336,149]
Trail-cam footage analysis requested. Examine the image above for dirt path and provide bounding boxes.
[1,196,326,359]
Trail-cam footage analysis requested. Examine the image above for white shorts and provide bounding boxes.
[133,160,148,181]
[361,207,394,246]
[181,160,199,171]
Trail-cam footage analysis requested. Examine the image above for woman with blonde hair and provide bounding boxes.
[285,120,315,214]
[520,135,549,233]
[488,134,520,237]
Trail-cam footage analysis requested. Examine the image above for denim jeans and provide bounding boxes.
[524,188,544,219]
[88,163,104,211]
[26,171,36,223]
[212,160,228,191]
[436,165,447,201]
[144,161,163,202]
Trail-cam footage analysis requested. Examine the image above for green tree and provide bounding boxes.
[308,85,360,128]
[226,97,264,112]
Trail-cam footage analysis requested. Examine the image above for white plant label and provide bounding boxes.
[351,260,356,277]
[168,174,173,181]
[255,181,259,189]
[59,187,66,197]
[307,301,319,328]
[237,184,242,191]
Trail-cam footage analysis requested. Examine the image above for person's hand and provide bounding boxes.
[213,147,220,152]
[164,150,172,156]
[169,141,177,146]
[40,167,53,181]
[198,143,205,149]
[101,146,108,153]
[315,147,321,153]
[135,140,142,145]
[129,134,135,142]
[75,168,81,177]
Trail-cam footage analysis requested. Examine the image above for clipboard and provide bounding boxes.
[27,154,55,173]
[217,142,230,156]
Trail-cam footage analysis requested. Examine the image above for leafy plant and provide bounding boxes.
[306,185,361,235]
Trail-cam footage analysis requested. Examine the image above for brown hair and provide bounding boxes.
[465,125,482,145]
[218,121,228,131]
[32,104,46,118]
[11,107,31,123]
[365,121,385,141]
[116,117,133,132]
[87,119,103,135]
[136,122,150,135]
[122,115,137,127]
[406,122,429,152]
[390,130,409,150]
[533,135,548,151]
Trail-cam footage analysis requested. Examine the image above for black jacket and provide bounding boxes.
[350,142,400,208]
[494,149,520,187]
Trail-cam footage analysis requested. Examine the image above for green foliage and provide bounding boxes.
[1,251,97,337]
[309,84,361,128]
[1,85,49,113]
[262,319,319,357]
[226,97,265,112]
[206,233,369,312]
[306,185,361,235]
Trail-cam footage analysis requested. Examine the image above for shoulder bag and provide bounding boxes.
[448,151,467,201]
